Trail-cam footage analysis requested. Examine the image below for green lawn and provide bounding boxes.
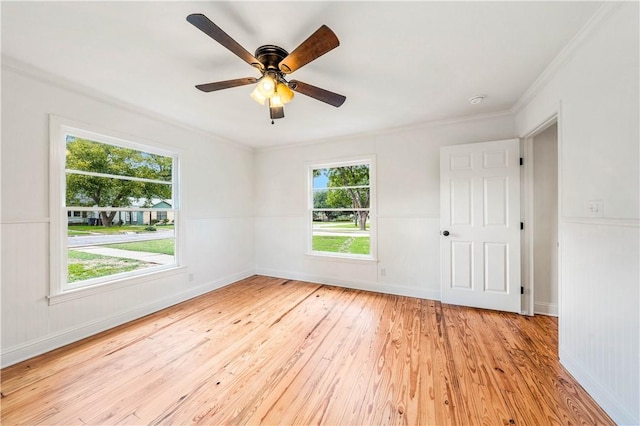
[67,224,174,236]
[312,236,370,255]
[103,239,175,255]
[67,250,151,282]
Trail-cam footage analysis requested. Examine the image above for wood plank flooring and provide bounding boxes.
[1,276,614,425]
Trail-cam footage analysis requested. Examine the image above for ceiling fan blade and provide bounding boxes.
[279,25,339,74]
[288,80,346,107]
[195,77,257,92]
[187,14,263,71]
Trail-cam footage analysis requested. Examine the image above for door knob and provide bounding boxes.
[442,230,450,236]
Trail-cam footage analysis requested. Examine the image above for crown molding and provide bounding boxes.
[255,109,515,153]
[511,1,622,115]
[1,55,253,153]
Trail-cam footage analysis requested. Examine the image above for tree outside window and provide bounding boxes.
[66,137,172,227]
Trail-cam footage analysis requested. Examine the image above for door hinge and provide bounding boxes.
[521,286,524,295]
[520,157,523,166]
[520,222,524,230]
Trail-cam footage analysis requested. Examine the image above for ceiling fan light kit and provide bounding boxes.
[187,13,346,123]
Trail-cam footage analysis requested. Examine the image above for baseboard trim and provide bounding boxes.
[560,349,638,425]
[534,302,558,317]
[255,268,440,301]
[0,269,255,368]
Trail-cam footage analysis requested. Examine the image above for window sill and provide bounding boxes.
[48,265,187,305]
[305,252,378,264]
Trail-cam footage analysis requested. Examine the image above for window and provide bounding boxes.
[309,158,375,259]
[50,117,180,299]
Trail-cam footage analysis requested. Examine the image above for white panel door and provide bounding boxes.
[440,139,521,313]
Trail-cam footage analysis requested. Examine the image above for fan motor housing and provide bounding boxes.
[255,45,289,70]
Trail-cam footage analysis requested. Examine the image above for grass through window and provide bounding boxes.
[67,250,152,283]
[104,239,174,255]
[312,236,370,255]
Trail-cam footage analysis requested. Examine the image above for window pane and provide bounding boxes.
[66,136,172,182]
[66,174,172,208]
[67,212,175,284]
[313,188,370,209]
[312,210,370,255]
[314,164,370,189]
[313,168,329,189]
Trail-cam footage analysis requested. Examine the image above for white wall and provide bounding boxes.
[0,61,255,366]
[254,114,516,300]
[532,124,558,315]
[515,3,639,424]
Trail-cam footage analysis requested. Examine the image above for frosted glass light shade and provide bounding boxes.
[277,83,294,104]
[256,75,276,98]
[250,86,267,105]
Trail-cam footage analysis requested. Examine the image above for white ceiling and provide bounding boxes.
[2,1,602,148]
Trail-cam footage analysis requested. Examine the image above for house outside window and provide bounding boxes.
[156,210,168,222]
[50,116,180,300]
[308,157,376,260]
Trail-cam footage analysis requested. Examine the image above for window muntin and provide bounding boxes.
[310,161,373,259]
[56,126,179,293]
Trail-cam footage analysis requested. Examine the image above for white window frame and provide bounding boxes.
[307,156,377,261]
[49,115,183,304]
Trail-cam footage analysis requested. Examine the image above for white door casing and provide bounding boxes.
[440,139,521,313]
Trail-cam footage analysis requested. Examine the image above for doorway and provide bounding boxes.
[523,121,559,316]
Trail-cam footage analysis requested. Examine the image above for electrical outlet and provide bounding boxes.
[586,200,603,217]
[380,268,386,277]
[188,273,194,282]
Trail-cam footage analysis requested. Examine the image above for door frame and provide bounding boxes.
[521,112,561,316]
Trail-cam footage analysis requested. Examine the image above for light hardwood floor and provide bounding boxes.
[1,276,613,425]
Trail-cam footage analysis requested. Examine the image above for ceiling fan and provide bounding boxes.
[186,13,346,123]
